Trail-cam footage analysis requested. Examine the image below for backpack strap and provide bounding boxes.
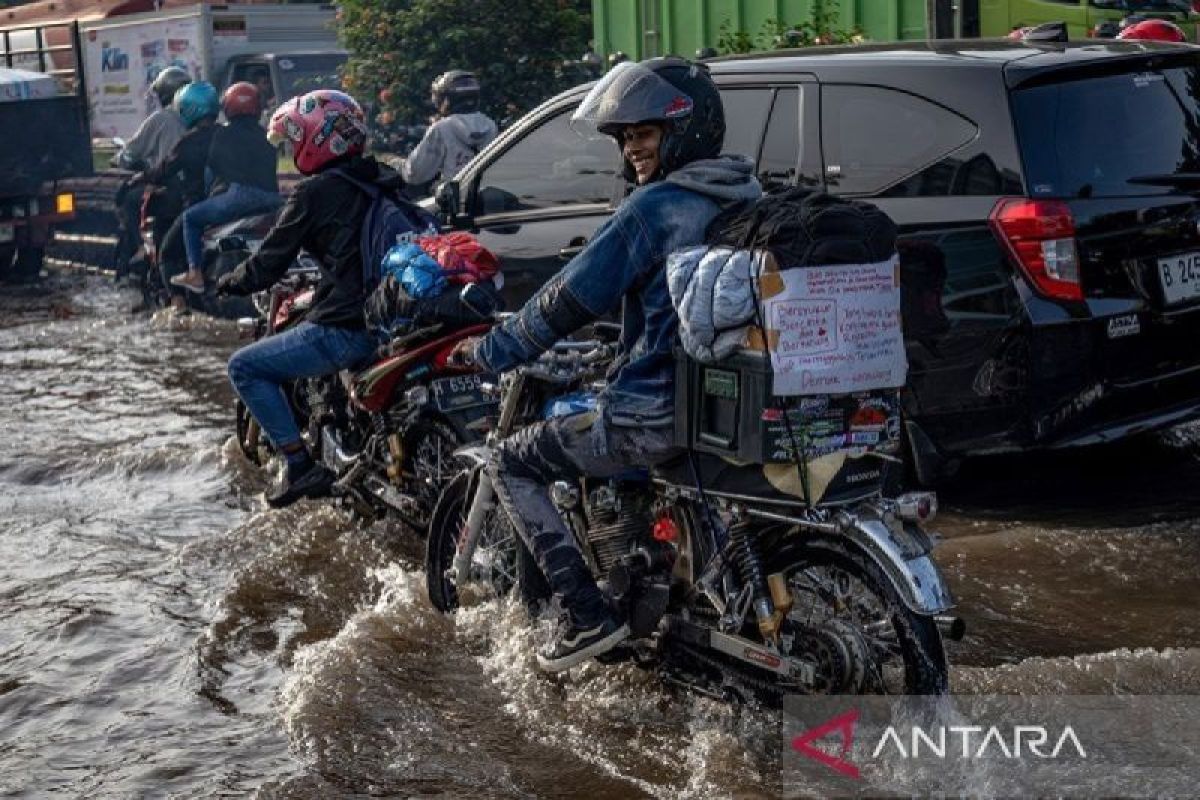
[329,167,381,198]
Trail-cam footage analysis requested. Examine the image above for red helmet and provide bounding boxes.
[1116,19,1187,43]
[222,81,262,118]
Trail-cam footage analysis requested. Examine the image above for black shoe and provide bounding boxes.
[266,463,335,508]
[537,614,630,673]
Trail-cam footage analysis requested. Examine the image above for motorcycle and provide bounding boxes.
[426,339,962,701]
[233,280,500,528]
[114,169,274,318]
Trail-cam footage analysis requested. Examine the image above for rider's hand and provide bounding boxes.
[215,272,246,298]
[448,337,480,368]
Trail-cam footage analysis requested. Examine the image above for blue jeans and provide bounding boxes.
[228,321,377,450]
[182,183,281,269]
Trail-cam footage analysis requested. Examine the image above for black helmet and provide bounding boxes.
[695,46,718,60]
[431,69,481,113]
[572,56,725,182]
[151,66,191,109]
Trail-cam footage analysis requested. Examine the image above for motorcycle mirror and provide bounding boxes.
[435,179,470,227]
[459,282,496,320]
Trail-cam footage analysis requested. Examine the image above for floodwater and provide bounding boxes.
[2,274,1199,798]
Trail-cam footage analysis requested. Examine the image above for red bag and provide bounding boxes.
[416,232,500,285]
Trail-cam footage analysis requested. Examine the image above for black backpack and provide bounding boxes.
[331,168,439,292]
[708,187,897,267]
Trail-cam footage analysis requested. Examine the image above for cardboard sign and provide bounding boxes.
[761,255,907,396]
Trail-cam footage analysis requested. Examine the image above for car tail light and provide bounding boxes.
[989,198,1083,301]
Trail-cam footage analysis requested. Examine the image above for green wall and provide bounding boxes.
[592,0,930,60]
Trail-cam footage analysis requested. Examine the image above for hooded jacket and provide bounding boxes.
[402,112,498,186]
[476,154,761,427]
[221,155,404,328]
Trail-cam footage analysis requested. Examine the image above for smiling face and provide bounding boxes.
[622,122,665,184]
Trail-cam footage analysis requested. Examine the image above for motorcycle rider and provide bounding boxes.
[401,70,497,189]
[170,82,281,294]
[214,90,403,508]
[452,57,762,672]
[113,67,191,276]
[134,81,220,306]
[115,66,190,172]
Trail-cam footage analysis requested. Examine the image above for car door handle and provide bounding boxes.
[559,238,588,260]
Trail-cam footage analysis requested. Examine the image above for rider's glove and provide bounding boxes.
[215,272,246,297]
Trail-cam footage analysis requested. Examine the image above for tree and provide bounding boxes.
[338,0,590,130]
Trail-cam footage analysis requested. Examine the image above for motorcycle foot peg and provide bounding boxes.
[934,614,966,641]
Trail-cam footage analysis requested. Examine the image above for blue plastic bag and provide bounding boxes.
[380,242,447,299]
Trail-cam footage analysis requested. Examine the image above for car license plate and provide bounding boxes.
[0,224,12,244]
[1158,251,1200,305]
[431,373,492,412]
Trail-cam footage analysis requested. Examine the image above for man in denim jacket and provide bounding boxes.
[455,57,761,671]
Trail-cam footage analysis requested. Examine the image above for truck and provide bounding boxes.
[4,3,343,144]
[77,2,344,142]
[0,20,89,283]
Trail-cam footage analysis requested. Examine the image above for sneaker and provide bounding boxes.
[537,614,630,673]
[169,271,206,294]
[266,462,336,508]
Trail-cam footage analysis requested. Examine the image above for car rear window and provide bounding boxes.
[1012,60,1200,198]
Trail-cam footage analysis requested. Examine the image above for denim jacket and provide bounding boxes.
[475,155,762,428]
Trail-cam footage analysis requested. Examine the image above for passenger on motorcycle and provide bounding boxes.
[170,82,281,295]
[401,70,498,190]
[215,90,404,508]
[452,57,762,672]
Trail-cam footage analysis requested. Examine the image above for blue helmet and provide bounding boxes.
[173,81,219,128]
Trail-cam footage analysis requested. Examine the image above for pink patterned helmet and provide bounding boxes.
[267,89,368,175]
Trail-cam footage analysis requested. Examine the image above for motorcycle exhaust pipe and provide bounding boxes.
[934,614,967,642]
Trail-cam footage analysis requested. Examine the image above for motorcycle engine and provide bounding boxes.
[583,484,674,639]
[584,484,648,575]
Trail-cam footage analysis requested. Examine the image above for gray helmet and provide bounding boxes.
[151,66,191,109]
[431,69,481,113]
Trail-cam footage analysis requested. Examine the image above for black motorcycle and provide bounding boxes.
[427,340,962,701]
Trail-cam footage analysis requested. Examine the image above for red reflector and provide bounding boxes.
[652,515,679,543]
[989,198,1083,302]
[761,408,783,422]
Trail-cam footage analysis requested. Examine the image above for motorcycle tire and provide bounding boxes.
[404,417,469,527]
[234,399,272,466]
[766,535,949,695]
[425,469,537,613]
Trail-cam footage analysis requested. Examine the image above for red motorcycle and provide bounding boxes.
[234,276,501,528]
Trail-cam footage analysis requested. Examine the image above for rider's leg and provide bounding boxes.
[157,218,188,310]
[489,411,676,671]
[227,320,376,507]
[175,184,282,293]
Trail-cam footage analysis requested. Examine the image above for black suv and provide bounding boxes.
[431,40,1200,482]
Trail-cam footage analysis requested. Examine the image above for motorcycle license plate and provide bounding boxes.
[1158,250,1200,306]
[431,374,492,412]
[0,224,12,244]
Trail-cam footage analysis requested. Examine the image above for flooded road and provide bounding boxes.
[2,273,1200,798]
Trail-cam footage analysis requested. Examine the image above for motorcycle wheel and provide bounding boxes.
[405,418,468,525]
[234,399,273,466]
[767,536,949,695]
[425,470,533,612]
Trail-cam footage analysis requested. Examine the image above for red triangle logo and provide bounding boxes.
[791,707,862,780]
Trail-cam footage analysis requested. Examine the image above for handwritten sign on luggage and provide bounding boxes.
[759,255,907,396]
